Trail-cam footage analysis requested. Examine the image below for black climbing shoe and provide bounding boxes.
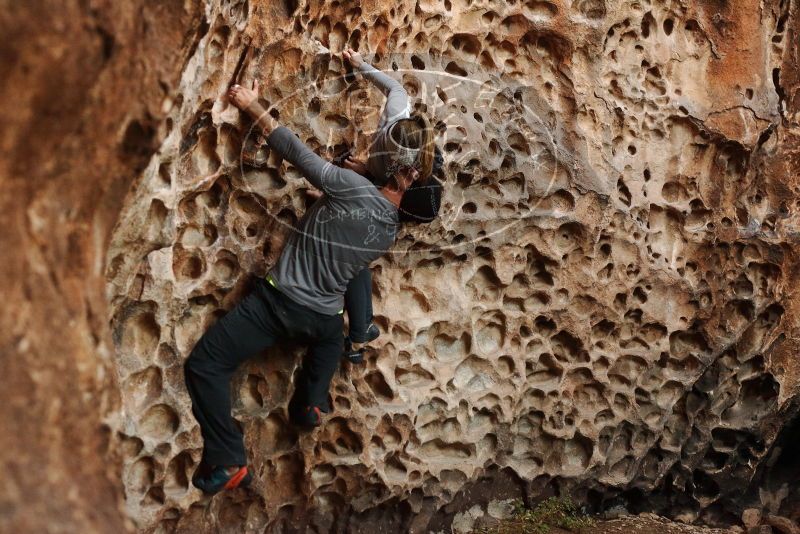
[363,322,380,343]
[343,336,366,364]
[343,322,380,364]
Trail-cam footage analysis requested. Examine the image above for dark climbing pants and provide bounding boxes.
[344,267,373,343]
[184,277,344,467]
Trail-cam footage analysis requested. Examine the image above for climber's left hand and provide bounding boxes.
[228,79,260,111]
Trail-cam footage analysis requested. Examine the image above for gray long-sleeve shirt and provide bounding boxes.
[359,62,411,185]
[266,126,399,315]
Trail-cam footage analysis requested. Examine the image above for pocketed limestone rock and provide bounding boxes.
[103,0,800,531]
[7,0,798,532]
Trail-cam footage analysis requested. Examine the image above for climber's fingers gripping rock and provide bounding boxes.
[228,79,261,111]
[342,156,367,175]
[342,47,363,68]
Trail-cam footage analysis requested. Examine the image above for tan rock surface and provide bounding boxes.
[2,0,800,532]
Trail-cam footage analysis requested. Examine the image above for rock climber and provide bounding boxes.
[335,47,444,363]
[183,50,436,494]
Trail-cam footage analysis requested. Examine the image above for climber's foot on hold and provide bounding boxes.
[363,322,380,344]
[343,322,380,364]
[343,336,366,364]
[288,399,325,430]
[192,465,252,494]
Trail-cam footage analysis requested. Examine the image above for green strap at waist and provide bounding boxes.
[265,273,343,314]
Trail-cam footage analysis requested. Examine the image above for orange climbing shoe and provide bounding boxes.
[192,465,252,494]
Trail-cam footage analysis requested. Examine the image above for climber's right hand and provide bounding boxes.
[343,47,363,68]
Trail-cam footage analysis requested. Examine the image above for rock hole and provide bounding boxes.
[172,247,205,281]
[121,118,157,171]
[617,178,632,206]
[120,307,161,358]
[143,485,165,507]
[164,452,192,494]
[138,403,180,440]
[640,13,655,38]
[128,456,155,495]
[123,366,163,412]
[444,61,467,77]
[158,163,172,187]
[365,371,393,400]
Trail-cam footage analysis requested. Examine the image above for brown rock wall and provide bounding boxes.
[1,0,798,532]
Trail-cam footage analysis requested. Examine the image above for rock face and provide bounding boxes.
[0,1,203,532]
[3,0,800,532]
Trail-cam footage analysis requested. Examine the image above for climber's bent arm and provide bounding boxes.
[357,61,410,126]
[230,82,373,198]
[244,101,279,137]
[261,120,372,199]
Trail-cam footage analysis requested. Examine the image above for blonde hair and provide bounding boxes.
[389,114,435,184]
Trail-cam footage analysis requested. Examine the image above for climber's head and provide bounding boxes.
[398,145,444,224]
[385,114,436,191]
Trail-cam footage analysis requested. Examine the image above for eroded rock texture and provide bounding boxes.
[0,1,204,532]
[65,0,800,532]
